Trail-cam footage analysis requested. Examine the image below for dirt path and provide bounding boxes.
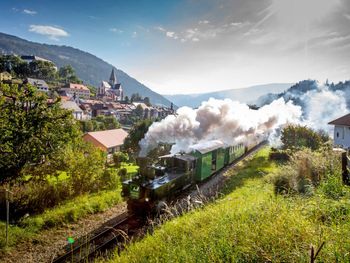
[0,203,126,263]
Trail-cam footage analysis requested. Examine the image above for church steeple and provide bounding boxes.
[109,68,117,86]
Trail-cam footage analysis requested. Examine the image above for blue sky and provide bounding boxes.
[1,0,350,94]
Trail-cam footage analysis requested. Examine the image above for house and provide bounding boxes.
[0,71,12,82]
[20,55,58,71]
[328,113,350,148]
[83,128,128,154]
[60,83,90,99]
[61,100,84,120]
[26,78,49,92]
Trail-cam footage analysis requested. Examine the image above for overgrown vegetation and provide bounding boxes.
[0,189,122,249]
[106,147,350,262]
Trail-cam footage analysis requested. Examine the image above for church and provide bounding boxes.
[97,69,124,101]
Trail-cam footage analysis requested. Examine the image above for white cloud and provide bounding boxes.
[110,28,123,33]
[198,20,210,25]
[166,31,176,38]
[192,38,200,42]
[132,31,137,38]
[29,25,69,40]
[23,9,37,15]
[155,26,166,32]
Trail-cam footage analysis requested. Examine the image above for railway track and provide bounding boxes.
[51,212,143,263]
[51,142,267,262]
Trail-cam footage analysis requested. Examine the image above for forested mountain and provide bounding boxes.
[256,79,350,110]
[0,32,172,106]
[164,83,292,108]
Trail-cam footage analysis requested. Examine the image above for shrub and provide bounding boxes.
[118,168,128,181]
[271,148,342,196]
[281,125,328,151]
[269,148,290,162]
[101,168,120,190]
[113,152,129,168]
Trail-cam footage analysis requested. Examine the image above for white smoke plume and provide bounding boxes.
[300,86,348,133]
[139,81,350,156]
[139,97,302,156]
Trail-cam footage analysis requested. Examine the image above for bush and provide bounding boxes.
[271,148,342,196]
[269,148,290,162]
[101,168,120,190]
[118,168,128,181]
[281,125,329,151]
[113,152,129,168]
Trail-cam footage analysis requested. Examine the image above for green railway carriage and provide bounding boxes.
[190,140,226,182]
[225,143,245,164]
[122,139,261,214]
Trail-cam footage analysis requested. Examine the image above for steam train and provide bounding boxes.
[122,136,264,214]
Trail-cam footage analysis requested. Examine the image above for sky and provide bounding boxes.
[0,0,350,94]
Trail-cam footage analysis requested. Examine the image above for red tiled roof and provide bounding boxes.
[328,113,350,126]
[84,129,128,149]
[68,83,90,91]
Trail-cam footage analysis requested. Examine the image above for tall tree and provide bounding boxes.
[0,83,80,182]
[124,119,153,154]
[58,65,81,83]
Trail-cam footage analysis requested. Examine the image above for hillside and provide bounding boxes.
[163,83,292,108]
[106,147,350,262]
[256,79,350,109]
[0,32,172,107]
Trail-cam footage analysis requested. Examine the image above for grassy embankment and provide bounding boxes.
[0,163,138,250]
[106,147,350,262]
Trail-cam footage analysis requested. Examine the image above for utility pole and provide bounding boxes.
[2,189,13,247]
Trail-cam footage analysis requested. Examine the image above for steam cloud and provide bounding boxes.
[139,82,349,156]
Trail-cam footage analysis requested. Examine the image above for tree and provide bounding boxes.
[0,83,80,182]
[28,60,57,81]
[134,104,144,119]
[124,96,129,103]
[281,124,327,151]
[113,152,129,168]
[124,119,153,154]
[144,96,151,106]
[58,65,81,83]
[131,93,142,103]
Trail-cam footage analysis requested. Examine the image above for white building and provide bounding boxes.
[61,100,84,120]
[329,113,350,148]
[60,83,90,99]
[26,78,49,93]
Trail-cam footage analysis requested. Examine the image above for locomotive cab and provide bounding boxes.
[122,154,197,214]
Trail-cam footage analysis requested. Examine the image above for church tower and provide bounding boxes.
[109,68,117,87]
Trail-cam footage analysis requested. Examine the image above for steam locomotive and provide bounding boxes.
[122,136,264,214]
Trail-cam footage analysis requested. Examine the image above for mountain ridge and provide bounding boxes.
[163,83,293,108]
[0,32,173,107]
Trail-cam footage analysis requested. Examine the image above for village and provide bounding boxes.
[0,54,175,158]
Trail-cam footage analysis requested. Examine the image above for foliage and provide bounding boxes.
[79,115,120,132]
[124,119,153,154]
[281,124,329,151]
[143,96,151,106]
[113,152,129,168]
[58,64,81,83]
[0,189,122,250]
[270,148,342,196]
[0,83,80,182]
[130,93,142,102]
[269,148,290,162]
[106,148,350,263]
[0,55,56,81]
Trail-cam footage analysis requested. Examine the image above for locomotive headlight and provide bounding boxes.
[145,198,149,202]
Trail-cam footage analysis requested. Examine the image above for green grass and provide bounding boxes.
[0,189,123,250]
[120,163,139,175]
[105,147,350,262]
